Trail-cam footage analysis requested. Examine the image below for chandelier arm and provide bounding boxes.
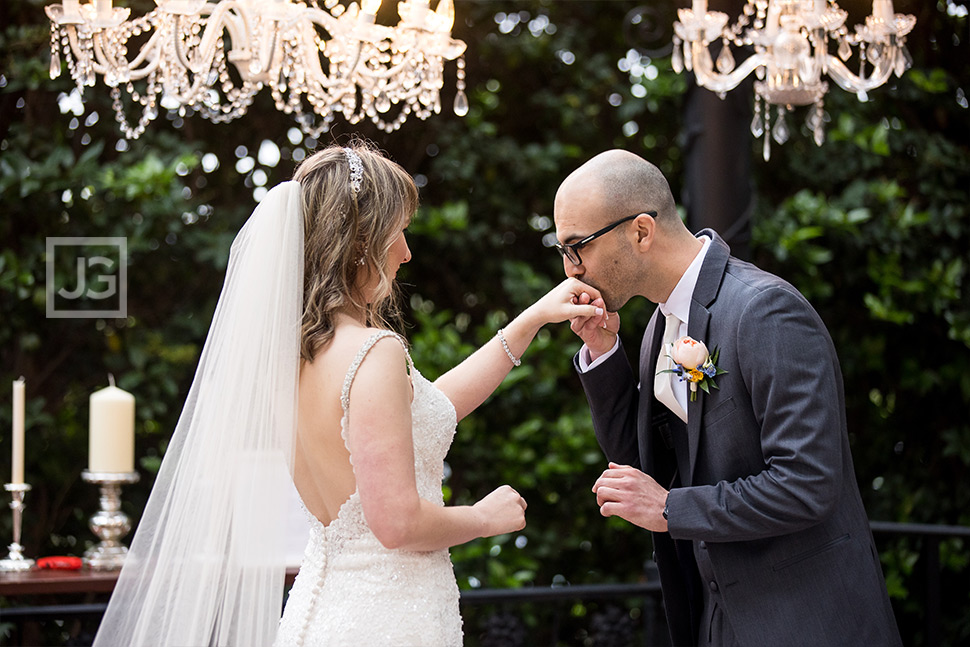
[353,55,418,83]
[824,52,895,93]
[63,26,129,84]
[274,9,349,93]
[287,7,340,33]
[161,68,222,104]
[118,26,166,76]
[63,26,94,80]
[66,17,179,84]
[351,34,445,84]
[294,8,400,52]
[89,29,137,81]
[213,4,266,84]
[249,26,282,81]
[292,20,328,85]
[691,42,765,94]
[172,15,204,74]
[165,40,234,105]
[171,2,242,76]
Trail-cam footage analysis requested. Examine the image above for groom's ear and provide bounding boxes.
[634,213,656,251]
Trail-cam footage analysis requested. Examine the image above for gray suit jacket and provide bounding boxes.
[576,230,901,647]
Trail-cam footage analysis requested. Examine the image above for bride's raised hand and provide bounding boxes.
[569,293,619,359]
[525,278,605,328]
[472,485,527,537]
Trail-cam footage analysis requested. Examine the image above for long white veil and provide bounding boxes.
[93,181,304,647]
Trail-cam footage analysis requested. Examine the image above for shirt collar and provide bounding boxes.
[659,235,711,325]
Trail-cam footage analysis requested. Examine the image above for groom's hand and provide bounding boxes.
[569,291,619,360]
[592,462,668,532]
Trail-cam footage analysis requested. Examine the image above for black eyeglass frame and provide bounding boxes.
[554,211,656,266]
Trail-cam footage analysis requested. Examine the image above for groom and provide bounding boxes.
[555,150,901,646]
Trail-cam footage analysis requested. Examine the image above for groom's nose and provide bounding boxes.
[564,256,584,279]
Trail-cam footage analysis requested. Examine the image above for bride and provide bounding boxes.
[92,142,603,646]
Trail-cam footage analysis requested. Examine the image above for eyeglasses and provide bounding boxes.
[554,212,655,266]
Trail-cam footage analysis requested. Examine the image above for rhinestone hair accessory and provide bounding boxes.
[344,148,363,196]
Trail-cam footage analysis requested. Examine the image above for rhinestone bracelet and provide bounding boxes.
[496,328,521,367]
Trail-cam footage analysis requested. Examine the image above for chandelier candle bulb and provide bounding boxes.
[89,379,135,474]
[95,0,112,20]
[873,0,894,25]
[362,0,382,18]
[11,378,25,485]
[407,0,430,27]
[692,0,708,18]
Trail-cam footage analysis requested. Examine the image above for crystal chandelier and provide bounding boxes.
[45,0,468,139]
[672,0,916,160]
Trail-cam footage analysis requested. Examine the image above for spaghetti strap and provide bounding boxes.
[339,331,411,452]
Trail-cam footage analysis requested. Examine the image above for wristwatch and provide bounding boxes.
[662,495,669,521]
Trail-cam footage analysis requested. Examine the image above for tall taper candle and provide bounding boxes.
[89,377,135,474]
[11,378,25,485]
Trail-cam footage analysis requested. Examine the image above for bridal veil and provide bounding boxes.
[93,181,304,646]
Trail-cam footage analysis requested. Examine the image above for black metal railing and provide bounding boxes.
[2,521,968,646]
[460,579,666,646]
[869,521,970,647]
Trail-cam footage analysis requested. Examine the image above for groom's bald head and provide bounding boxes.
[555,150,678,229]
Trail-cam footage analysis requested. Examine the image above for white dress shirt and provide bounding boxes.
[579,236,712,416]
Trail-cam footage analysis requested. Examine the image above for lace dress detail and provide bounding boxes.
[275,331,462,647]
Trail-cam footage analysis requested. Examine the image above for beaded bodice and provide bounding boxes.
[275,331,463,647]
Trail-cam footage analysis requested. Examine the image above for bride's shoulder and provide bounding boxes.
[327,326,405,367]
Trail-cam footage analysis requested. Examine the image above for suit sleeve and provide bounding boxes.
[574,340,642,469]
[667,286,847,542]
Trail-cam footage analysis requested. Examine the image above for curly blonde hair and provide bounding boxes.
[294,142,419,362]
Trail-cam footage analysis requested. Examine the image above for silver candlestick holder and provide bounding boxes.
[0,482,35,571]
[81,470,140,570]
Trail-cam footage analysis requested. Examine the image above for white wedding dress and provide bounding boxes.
[275,331,464,647]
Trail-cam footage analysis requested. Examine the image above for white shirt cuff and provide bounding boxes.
[578,337,621,373]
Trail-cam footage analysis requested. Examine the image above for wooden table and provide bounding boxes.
[0,569,116,646]
[1,565,299,597]
[0,568,119,596]
[0,567,300,646]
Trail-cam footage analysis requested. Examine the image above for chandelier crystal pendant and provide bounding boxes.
[46,0,469,139]
[672,0,916,160]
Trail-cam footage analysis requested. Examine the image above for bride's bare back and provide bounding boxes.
[294,323,385,526]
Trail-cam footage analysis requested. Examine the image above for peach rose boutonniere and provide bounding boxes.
[660,336,728,401]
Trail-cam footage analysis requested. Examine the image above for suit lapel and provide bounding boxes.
[638,309,664,471]
[686,304,710,485]
[685,229,730,485]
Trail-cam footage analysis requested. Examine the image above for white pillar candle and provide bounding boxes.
[692,0,708,16]
[11,378,25,485]
[89,379,135,474]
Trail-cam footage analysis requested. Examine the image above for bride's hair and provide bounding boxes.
[295,142,419,362]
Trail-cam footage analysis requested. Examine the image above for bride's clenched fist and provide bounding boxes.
[473,485,527,537]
